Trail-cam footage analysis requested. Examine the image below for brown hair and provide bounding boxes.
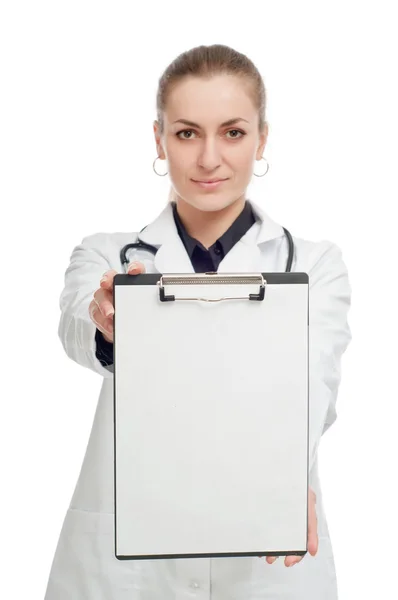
[155,44,268,202]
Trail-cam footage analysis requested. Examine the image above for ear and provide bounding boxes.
[256,122,269,160]
[153,120,166,159]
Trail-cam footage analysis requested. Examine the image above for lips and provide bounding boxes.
[192,178,228,183]
[192,178,228,190]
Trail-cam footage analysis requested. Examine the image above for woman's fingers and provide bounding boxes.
[284,488,318,566]
[285,555,303,567]
[264,554,302,567]
[126,261,146,274]
[263,488,318,567]
[90,276,115,340]
[99,261,146,293]
[91,262,146,340]
[89,298,113,339]
[93,287,114,318]
[99,269,119,291]
[100,261,146,287]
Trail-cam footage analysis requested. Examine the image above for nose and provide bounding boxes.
[197,138,222,171]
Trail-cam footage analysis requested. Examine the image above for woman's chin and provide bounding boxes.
[189,195,233,212]
[190,193,243,213]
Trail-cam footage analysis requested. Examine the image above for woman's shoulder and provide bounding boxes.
[292,234,350,290]
[78,230,140,250]
[74,231,139,254]
[68,231,140,270]
[293,234,343,259]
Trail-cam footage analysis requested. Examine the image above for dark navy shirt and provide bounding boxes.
[95,200,256,367]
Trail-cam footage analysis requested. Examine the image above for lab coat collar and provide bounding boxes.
[138,199,285,273]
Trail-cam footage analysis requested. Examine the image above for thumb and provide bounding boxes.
[127,261,146,274]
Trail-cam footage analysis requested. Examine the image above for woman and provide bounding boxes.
[44,44,352,599]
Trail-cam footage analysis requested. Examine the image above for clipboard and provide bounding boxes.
[113,272,309,561]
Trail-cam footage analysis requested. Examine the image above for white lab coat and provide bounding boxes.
[44,199,352,600]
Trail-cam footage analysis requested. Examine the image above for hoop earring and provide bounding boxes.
[153,156,168,177]
[253,156,270,177]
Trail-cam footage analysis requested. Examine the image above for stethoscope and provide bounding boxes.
[120,227,294,273]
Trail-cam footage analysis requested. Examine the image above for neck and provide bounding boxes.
[174,196,246,249]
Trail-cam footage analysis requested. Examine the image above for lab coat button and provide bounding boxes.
[190,580,200,589]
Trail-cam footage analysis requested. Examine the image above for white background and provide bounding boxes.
[1,1,397,598]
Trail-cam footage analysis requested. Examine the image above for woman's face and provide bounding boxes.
[153,74,268,213]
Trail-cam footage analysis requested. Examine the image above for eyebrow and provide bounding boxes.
[172,118,250,128]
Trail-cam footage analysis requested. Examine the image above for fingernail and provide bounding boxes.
[105,307,114,317]
[128,262,139,271]
[100,276,107,284]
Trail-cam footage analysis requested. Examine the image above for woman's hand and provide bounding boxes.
[89,261,146,343]
[260,487,318,567]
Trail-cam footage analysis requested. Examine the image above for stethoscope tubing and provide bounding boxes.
[120,228,294,273]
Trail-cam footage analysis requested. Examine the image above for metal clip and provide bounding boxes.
[157,272,266,303]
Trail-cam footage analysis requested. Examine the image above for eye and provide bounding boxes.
[176,128,246,140]
[176,130,196,139]
[226,129,245,139]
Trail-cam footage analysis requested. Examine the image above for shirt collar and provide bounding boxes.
[172,200,256,258]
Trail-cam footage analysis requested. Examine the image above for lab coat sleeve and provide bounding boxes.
[307,240,352,473]
[58,233,116,379]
